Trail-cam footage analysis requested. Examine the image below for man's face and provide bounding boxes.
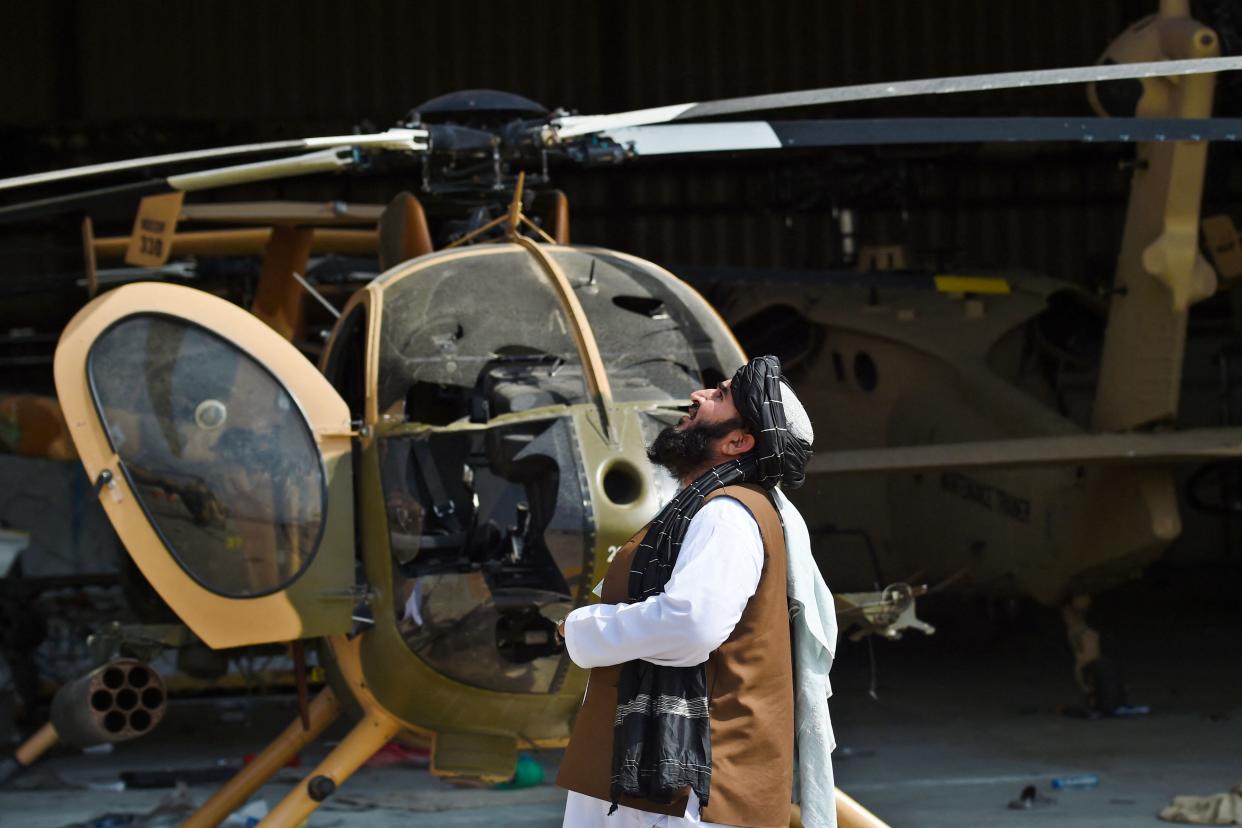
[648,378,751,483]
[680,379,741,431]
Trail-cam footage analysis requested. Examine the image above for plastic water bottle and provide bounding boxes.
[1051,774,1100,790]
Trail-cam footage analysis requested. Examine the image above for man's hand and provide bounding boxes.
[557,620,567,645]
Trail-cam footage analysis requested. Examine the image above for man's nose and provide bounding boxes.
[689,388,709,403]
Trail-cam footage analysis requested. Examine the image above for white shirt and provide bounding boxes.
[774,487,837,828]
[562,497,763,827]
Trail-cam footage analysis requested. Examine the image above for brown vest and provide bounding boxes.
[557,484,794,828]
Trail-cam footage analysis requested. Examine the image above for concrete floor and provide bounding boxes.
[0,565,1238,827]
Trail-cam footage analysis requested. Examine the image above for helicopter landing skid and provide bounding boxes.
[1062,594,1127,714]
[182,687,344,828]
[257,712,403,826]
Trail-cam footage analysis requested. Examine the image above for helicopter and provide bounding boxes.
[697,1,1242,711]
[1,1,1242,825]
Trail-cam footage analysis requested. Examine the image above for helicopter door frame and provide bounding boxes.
[319,285,382,426]
[54,282,356,649]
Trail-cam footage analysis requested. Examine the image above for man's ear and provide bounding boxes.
[721,428,755,457]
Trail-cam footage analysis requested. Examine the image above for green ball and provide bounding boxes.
[494,753,545,789]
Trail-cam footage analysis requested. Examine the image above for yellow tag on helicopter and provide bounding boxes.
[125,191,185,267]
[934,275,1011,295]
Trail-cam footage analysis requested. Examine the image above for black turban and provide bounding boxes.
[730,355,812,490]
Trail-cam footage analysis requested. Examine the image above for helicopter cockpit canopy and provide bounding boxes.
[374,245,732,423]
[363,243,739,694]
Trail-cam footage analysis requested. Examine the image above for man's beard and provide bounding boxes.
[647,417,744,481]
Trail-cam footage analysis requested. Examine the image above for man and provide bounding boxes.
[556,356,838,828]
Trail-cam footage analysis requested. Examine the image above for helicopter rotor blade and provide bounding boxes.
[807,427,1242,476]
[0,128,428,193]
[552,56,1242,138]
[0,147,358,224]
[599,117,1242,157]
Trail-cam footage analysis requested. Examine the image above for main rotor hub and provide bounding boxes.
[409,90,548,126]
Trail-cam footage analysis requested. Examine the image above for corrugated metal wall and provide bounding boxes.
[0,1,1137,124]
[0,0,1210,282]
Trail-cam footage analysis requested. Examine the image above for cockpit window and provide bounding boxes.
[382,416,591,694]
[376,249,590,420]
[550,250,727,402]
[375,247,732,423]
[87,314,327,598]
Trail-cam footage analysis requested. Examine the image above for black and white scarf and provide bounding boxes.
[609,355,811,813]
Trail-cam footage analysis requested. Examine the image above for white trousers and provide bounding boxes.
[562,791,729,828]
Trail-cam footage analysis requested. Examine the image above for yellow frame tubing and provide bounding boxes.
[13,722,58,768]
[511,236,616,442]
[93,228,378,259]
[183,687,342,828]
[257,713,403,827]
[837,788,891,828]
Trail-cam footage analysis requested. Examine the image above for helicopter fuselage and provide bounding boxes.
[710,274,1179,606]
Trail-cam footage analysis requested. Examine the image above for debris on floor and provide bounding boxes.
[363,741,429,769]
[1113,704,1151,717]
[221,799,267,827]
[494,753,544,790]
[54,783,195,828]
[1051,774,1100,790]
[5,769,81,791]
[1007,785,1056,810]
[120,764,237,789]
[1058,704,1151,720]
[1159,784,1242,825]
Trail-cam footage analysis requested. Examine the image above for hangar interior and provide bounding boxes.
[0,1,1240,826]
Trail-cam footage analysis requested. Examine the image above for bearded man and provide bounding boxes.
[556,356,839,828]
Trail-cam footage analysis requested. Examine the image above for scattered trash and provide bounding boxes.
[1007,784,1056,810]
[86,780,126,792]
[1112,704,1151,717]
[494,753,545,790]
[8,769,83,791]
[322,794,383,813]
[364,741,430,769]
[1206,711,1231,723]
[82,817,132,828]
[56,783,196,828]
[1052,774,1100,790]
[120,765,237,788]
[82,743,114,755]
[1159,784,1242,824]
[1060,704,1151,720]
[222,799,268,827]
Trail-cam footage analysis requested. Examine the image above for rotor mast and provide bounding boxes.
[447,173,617,443]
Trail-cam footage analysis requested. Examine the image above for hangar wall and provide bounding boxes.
[0,1,1137,125]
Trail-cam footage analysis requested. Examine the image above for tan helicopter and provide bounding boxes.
[704,0,1242,709]
[1,1,1242,825]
